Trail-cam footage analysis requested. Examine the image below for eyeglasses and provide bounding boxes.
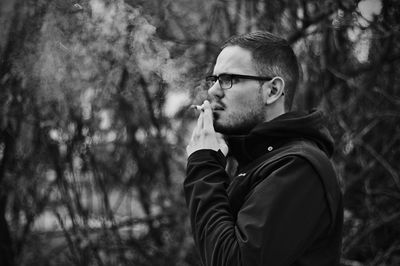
[205,73,273,90]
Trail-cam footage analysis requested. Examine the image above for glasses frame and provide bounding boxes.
[206,73,274,90]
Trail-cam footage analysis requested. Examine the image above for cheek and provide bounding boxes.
[225,95,264,122]
[227,90,263,110]
[226,90,251,106]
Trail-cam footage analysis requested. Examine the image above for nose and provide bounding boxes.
[208,81,224,100]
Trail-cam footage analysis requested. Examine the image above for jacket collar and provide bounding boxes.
[226,110,334,167]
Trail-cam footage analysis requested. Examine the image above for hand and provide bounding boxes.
[186,100,229,157]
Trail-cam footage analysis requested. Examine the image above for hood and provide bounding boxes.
[226,110,335,167]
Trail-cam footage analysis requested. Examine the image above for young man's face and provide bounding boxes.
[208,45,266,135]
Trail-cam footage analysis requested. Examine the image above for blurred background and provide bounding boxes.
[0,0,399,265]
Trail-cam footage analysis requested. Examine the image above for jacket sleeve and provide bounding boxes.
[184,149,330,266]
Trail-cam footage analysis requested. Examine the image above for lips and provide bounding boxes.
[211,102,225,111]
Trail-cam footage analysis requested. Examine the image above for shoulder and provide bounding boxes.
[255,140,337,180]
[253,151,324,190]
[244,141,330,178]
[239,144,326,201]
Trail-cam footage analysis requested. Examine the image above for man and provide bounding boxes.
[184,31,343,266]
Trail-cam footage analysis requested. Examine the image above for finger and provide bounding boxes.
[215,133,226,142]
[202,100,214,131]
[192,111,204,138]
[190,111,203,141]
[216,133,229,156]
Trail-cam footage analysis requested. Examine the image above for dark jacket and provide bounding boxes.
[184,110,343,266]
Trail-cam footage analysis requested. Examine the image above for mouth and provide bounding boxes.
[211,102,225,111]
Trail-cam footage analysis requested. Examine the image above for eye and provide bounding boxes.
[205,76,217,83]
[219,75,231,84]
[231,76,240,83]
[205,76,217,88]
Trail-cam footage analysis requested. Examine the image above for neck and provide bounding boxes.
[264,102,285,122]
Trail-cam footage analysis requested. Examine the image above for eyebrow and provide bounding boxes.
[210,73,273,81]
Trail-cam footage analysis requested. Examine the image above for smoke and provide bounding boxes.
[129,10,193,90]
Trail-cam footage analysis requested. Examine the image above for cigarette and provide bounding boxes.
[190,104,204,111]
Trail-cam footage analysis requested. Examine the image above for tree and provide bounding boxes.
[0,0,399,265]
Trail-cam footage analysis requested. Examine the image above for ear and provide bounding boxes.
[261,77,285,105]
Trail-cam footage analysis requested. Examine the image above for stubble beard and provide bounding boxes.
[213,108,265,135]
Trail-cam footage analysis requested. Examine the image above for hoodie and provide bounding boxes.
[227,110,335,168]
[184,110,343,266]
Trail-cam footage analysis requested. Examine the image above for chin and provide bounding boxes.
[213,121,253,135]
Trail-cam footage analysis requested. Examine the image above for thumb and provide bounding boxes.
[216,133,229,156]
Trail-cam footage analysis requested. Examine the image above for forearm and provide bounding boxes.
[184,149,242,266]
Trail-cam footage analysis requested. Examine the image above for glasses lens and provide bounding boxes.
[205,76,217,88]
[218,75,232,89]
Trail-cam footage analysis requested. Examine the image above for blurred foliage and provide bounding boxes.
[0,0,399,265]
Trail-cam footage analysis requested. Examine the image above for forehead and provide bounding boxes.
[213,46,257,75]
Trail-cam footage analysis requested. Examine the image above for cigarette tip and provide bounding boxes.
[190,104,204,111]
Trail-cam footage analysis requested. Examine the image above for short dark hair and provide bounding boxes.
[222,31,299,111]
